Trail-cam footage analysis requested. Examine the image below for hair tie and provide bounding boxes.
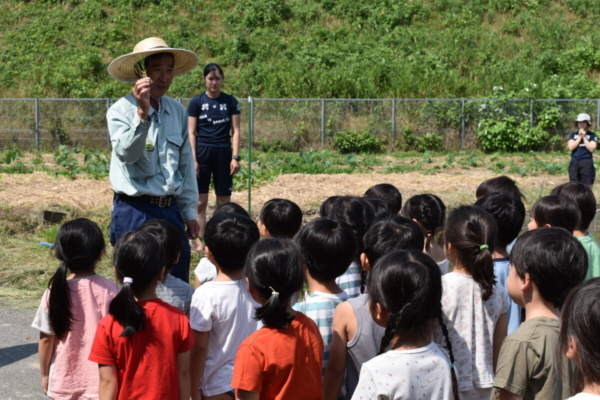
[479,244,489,250]
[123,277,133,284]
[269,286,279,296]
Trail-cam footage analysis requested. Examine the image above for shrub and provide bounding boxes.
[477,117,549,152]
[401,127,443,152]
[333,129,384,153]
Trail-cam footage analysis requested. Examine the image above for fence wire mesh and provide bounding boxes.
[1,98,599,151]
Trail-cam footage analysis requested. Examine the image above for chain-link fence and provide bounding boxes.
[2,98,599,151]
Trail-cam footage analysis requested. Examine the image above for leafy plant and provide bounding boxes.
[333,129,384,154]
[2,145,22,164]
[477,117,548,152]
[53,145,82,176]
[401,127,443,152]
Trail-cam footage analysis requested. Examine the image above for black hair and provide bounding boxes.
[203,63,224,78]
[205,213,260,272]
[48,218,105,339]
[511,228,588,308]
[245,238,304,329]
[444,206,498,301]
[401,194,446,252]
[551,182,597,232]
[137,219,182,271]
[367,250,459,400]
[476,175,525,200]
[361,216,425,293]
[559,278,600,393]
[110,231,166,337]
[319,196,340,217]
[259,198,303,238]
[474,192,526,248]
[330,196,375,257]
[362,197,391,220]
[212,201,251,219]
[364,183,402,214]
[296,218,357,283]
[531,195,581,233]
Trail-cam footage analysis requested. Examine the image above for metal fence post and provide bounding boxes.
[530,99,534,127]
[597,99,600,131]
[460,99,465,150]
[247,96,253,215]
[321,98,326,147]
[106,98,111,147]
[391,99,396,145]
[35,98,40,151]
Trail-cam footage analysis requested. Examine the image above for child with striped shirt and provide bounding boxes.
[293,218,357,378]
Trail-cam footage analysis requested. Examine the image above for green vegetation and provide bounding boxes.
[3,0,600,99]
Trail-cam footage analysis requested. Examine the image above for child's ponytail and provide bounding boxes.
[437,313,460,400]
[444,205,497,300]
[110,231,165,337]
[48,218,105,339]
[245,238,304,330]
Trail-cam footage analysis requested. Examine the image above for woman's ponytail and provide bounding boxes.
[48,262,71,339]
[48,218,105,339]
[110,231,165,337]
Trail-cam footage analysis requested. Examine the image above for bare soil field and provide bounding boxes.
[0,170,568,218]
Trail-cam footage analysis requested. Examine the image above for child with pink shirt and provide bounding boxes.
[32,218,118,399]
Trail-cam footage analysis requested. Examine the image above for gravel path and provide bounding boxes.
[0,308,47,399]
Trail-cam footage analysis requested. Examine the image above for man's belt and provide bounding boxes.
[114,193,175,208]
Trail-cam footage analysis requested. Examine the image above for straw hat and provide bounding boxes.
[108,37,199,82]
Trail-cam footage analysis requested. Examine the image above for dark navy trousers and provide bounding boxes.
[109,197,191,283]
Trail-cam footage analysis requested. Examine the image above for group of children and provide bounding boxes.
[33,178,600,400]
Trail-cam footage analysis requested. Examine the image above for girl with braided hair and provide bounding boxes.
[434,205,509,400]
[401,194,450,274]
[351,249,457,400]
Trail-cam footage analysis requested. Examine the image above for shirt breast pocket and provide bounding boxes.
[166,134,184,163]
[127,147,156,179]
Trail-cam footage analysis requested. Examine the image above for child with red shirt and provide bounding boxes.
[89,231,195,400]
[231,238,324,400]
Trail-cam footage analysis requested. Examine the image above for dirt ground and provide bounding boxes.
[0,170,569,217]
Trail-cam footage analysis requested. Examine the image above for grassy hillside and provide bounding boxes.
[2,0,600,99]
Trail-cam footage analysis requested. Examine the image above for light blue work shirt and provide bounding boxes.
[107,93,198,222]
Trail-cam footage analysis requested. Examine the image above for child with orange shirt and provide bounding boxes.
[231,238,324,400]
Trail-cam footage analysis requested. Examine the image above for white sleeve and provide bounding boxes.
[194,258,218,284]
[189,289,214,332]
[351,364,381,400]
[31,292,54,335]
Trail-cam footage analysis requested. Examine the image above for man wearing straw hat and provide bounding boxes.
[106,37,200,282]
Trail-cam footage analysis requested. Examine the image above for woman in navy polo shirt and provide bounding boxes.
[568,113,597,188]
[188,63,241,249]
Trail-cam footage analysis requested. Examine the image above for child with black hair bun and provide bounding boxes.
[551,182,600,280]
[257,198,303,239]
[401,194,449,274]
[435,205,509,400]
[364,183,402,214]
[528,195,581,234]
[89,231,195,400]
[560,278,600,399]
[194,201,251,288]
[189,213,261,399]
[351,250,457,400]
[475,175,525,201]
[138,219,194,315]
[325,216,424,400]
[293,218,357,383]
[32,218,118,399]
[474,192,526,335]
[330,196,376,298]
[231,238,324,400]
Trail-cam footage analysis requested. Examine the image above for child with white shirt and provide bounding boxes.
[189,212,260,400]
[435,206,509,400]
[351,250,457,400]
